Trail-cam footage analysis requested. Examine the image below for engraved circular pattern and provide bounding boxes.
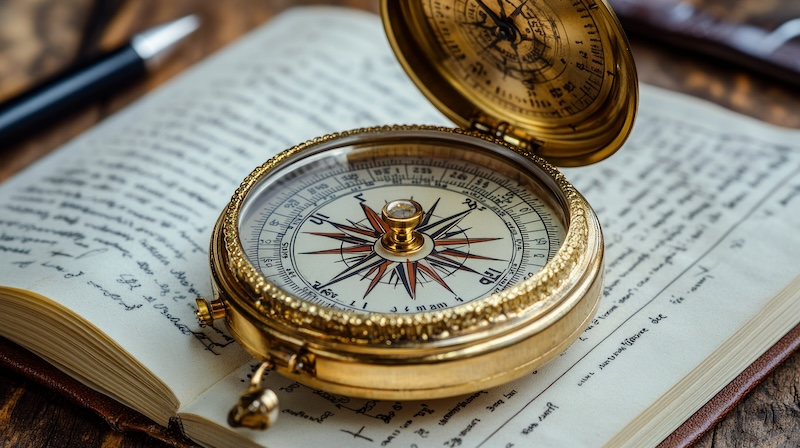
[456,0,565,83]
[420,0,607,118]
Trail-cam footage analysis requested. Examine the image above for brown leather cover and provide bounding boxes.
[657,323,800,447]
[608,0,800,87]
[0,336,198,448]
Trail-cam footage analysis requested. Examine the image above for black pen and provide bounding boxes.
[0,15,200,146]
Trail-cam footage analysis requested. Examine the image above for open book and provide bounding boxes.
[1,7,799,448]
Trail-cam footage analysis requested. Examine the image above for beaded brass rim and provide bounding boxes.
[220,125,592,344]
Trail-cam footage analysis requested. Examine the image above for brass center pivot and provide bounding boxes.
[380,199,425,253]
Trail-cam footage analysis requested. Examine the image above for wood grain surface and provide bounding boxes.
[0,0,799,447]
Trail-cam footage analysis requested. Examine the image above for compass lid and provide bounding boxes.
[381,0,638,167]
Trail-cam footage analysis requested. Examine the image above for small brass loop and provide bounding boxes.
[250,361,272,388]
[228,361,280,430]
[286,354,298,373]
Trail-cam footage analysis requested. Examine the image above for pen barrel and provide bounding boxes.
[0,45,147,145]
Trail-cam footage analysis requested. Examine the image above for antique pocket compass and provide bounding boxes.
[196,0,637,430]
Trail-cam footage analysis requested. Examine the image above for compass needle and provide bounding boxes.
[417,260,454,293]
[363,260,393,299]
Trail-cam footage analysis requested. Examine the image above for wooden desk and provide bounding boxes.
[1,1,798,446]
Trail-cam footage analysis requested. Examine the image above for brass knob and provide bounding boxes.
[381,199,424,253]
[196,298,225,325]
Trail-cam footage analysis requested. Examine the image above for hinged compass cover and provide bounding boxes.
[381,0,638,166]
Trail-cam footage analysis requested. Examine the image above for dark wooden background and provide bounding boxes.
[1,0,799,446]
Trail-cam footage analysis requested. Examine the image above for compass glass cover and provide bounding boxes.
[238,136,567,314]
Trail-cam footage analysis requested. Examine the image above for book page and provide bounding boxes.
[178,19,800,447]
[0,7,447,419]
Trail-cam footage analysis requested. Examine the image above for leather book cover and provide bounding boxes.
[608,0,800,87]
[657,323,800,447]
[0,336,197,448]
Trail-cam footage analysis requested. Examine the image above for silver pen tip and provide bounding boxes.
[131,15,201,67]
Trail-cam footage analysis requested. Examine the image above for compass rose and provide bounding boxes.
[303,198,502,300]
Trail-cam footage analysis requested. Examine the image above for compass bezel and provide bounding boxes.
[217,126,600,347]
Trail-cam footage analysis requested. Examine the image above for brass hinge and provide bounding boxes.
[470,114,543,151]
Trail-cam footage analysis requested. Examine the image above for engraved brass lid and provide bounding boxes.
[381,0,638,167]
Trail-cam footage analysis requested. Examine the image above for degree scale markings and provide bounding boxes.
[239,149,565,313]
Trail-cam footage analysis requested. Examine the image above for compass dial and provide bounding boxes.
[238,134,566,314]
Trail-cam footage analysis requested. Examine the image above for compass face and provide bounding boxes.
[417,0,613,120]
[238,135,566,314]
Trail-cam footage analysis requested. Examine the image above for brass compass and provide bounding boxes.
[196,0,637,430]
